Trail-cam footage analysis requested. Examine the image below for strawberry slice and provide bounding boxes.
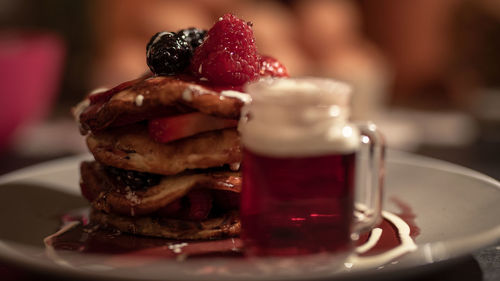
[185,189,213,221]
[157,190,214,220]
[148,112,238,143]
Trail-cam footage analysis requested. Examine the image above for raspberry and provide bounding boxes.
[260,55,289,77]
[190,14,260,86]
[177,28,207,50]
[146,32,192,75]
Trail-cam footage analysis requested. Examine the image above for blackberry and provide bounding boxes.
[146,32,192,75]
[106,166,161,190]
[177,28,207,50]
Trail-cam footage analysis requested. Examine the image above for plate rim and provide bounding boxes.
[0,151,498,281]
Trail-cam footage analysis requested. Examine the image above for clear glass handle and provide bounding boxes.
[353,122,385,234]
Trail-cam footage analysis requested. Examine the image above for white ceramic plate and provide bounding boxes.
[0,151,499,281]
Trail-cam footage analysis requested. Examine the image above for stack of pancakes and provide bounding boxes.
[74,75,244,239]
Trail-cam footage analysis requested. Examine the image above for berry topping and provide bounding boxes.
[157,199,183,217]
[190,14,260,86]
[146,32,192,75]
[106,166,162,190]
[177,28,207,50]
[260,55,289,78]
[213,190,240,210]
[185,189,213,220]
[148,112,238,143]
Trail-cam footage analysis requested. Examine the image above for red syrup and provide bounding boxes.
[240,150,356,256]
[79,73,244,133]
[355,197,420,256]
[47,210,243,260]
[390,196,421,238]
[46,196,420,267]
[46,198,420,266]
[79,74,153,131]
[85,72,244,111]
[88,72,154,106]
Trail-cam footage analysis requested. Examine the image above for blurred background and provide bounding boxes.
[1,1,500,279]
[0,0,500,178]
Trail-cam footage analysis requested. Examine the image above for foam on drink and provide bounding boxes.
[241,78,360,157]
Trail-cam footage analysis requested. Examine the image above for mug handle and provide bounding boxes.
[353,122,386,234]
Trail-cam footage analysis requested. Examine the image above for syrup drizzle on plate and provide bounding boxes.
[44,198,418,272]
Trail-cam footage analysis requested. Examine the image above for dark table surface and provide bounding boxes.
[415,141,500,281]
[0,139,498,281]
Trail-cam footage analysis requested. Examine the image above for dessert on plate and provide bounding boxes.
[73,14,287,240]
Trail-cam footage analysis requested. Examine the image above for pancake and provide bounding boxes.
[90,209,240,240]
[75,68,244,241]
[81,161,241,239]
[86,125,241,176]
[81,161,241,217]
[76,76,245,134]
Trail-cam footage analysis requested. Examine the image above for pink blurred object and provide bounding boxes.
[0,31,65,150]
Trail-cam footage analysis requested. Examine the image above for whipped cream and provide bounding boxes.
[220,90,251,103]
[240,78,359,157]
[135,94,144,106]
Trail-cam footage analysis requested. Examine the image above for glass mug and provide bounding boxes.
[239,78,385,256]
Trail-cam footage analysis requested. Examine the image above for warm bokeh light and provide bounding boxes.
[0,0,499,163]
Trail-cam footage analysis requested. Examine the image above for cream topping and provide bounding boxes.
[135,94,144,106]
[182,88,193,101]
[355,227,383,254]
[220,90,252,104]
[347,210,418,270]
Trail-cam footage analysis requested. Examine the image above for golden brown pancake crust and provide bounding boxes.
[90,209,240,240]
[86,125,241,176]
[77,76,244,134]
[81,161,241,217]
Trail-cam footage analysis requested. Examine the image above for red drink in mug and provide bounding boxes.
[240,78,384,256]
